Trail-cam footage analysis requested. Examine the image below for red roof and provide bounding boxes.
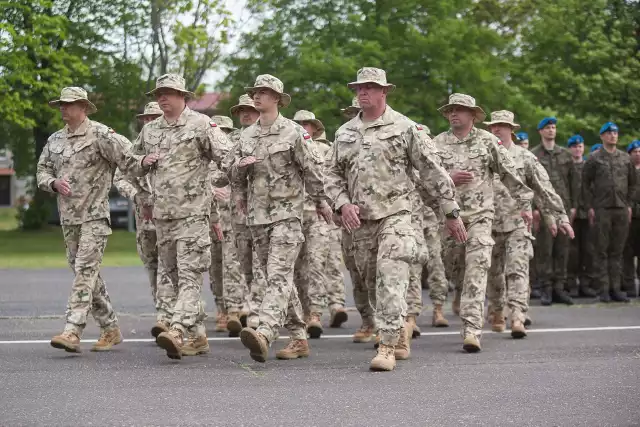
[187,92,229,112]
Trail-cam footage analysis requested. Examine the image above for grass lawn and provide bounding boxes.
[0,226,141,269]
[0,207,18,231]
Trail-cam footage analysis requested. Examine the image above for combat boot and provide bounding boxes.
[307,312,323,339]
[406,315,421,338]
[530,288,541,299]
[370,344,396,372]
[353,325,374,343]
[182,333,210,356]
[452,291,461,316]
[488,310,506,333]
[50,331,81,353]
[579,286,598,298]
[431,304,449,328]
[462,334,481,353]
[329,307,348,328]
[394,324,412,360]
[240,327,269,362]
[156,328,184,360]
[374,333,381,349]
[226,312,243,337]
[275,339,310,360]
[510,318,527,339]
[610,291,630,303]
[151,320,170,338]
[214,313,228,332]
[91,327,123,352]
[524,316,532,328]
[540,287,553,306]
[552,288,574,305]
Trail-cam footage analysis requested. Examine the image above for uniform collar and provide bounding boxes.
[354,105,397,131]
[446,127,478,144]
[254,113,287,136]
[64,118,91,137]
[159,106,192,128]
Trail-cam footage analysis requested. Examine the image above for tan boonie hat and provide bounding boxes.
[293,110,325,139]
[230,94,257,116]
[438,93,486,122]
[48,87,97,114]
[137,102,163,118]
[244,74,291,107]
[210,115,237,131]
[341,96,361,116]
[483,110,520,129]
[348,67,396,91]
[146,74,195,98]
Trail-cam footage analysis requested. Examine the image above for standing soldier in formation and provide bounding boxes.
[37,87,152,353]
[326,68,466,371]
[433,95,532,352]
[132,74,231,359]
[566,135,597,297]
[530,117,576,306]
[622,140,640,298]
[484,110,572,338]
[583,122,636,303]
[515,132,530,149]
[232,75,331,362]
[114,102,163,323]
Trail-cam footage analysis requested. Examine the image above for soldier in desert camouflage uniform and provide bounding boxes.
[37,87,152,353]
[113,102,163,319]
[341,96,361,120]
[232,75,331,363]
[433,95,533,352]
[326,68,466,371]
[131,74,231,359]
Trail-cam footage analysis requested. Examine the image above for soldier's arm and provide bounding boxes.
[525,154,568,224]
[489,142,533,211]
[97,130,148,177]
[582,157,595,210]
[569,160,578,211]
[628,160,637,206]
[293,132,327,206]
[36,143,57,192]
[324,138,351,212]
[228,143,249,208]
[113,168,140,201]
[406,127,459,215]
[199,124,232,168]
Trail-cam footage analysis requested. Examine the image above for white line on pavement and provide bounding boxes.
[0,325,639,344]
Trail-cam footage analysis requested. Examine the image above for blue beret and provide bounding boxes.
[516,132,529,141]
[537,117,557,130]
[627,140,640,153]
[590,143,603,153]
[567,135,584,147]
[599,121,619,135]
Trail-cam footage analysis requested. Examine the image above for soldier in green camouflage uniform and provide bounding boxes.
[583,122,636,303]
[622,140,640,298]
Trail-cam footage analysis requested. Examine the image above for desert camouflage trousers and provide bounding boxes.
[486,227,534,323]
[295,213,331,316]
[343,229,374,327]
[210,226,248,314]
[61,219,118,335]
[155,216,209,334]
[443,218,494,338]
[235,222,254,302]
[325,225,346,311]
[251,218,307,343]
[136,228,158,305]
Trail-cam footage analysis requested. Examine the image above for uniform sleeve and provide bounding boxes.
[199,125,233,168]
[324,137,351,212]
[293,133,326,205]
[97,131,147,177]
[229,143,249,208]
[489,142,533,211]
[36,143,57,193]
[569,160,578,211]
[113,168,140,201]
[582,157,596,210]
[406,126,459,215]
[525,154,568,224]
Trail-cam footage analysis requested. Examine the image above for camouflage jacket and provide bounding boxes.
[530,143,576,212]
[572,160,588,219]
[131,107,232,221]
[37,119,146,226]
[326,106,459,221]
[433,128,532,225]
[230,114,326,226]
[303,138,332,214]
[493,142,567,232]
[583,148,637,209]
[113,168,155,231]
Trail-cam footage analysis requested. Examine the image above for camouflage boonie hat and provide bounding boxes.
[210,115,237,131]
[230,94,257,116]
[483,110,520,129]
[244,74,291,107]
[348,67,395,91]
[293,110,325,138]
[341,96,361,116]
[438,93,486,122]
[146,74,195,98]
[48,87,97,114]
[136,102,163,118]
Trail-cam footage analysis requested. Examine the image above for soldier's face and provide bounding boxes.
[354,84,386,109]
[489,124,513,142]
[600,130,618,146]
[301,122,318,137]
[252,88,280,111]
[519,140,529,149]
[446,106,474,129]
[539,123,556,140]
[569,143,584,158]
[59,102,87,123]
[630,149,640,165]
[237,107,259,126]
[155,89,186,115]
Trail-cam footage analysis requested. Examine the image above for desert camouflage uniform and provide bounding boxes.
[326,106,459,346]
[406,190,426,318]
[434,128,532,338]
[37,118,147,336]
[230,114,326,344]
[131,107,231,334]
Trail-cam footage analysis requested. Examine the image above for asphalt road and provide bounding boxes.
[1,267,639,427]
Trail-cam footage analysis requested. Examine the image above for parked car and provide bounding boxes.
[48,186,131,228]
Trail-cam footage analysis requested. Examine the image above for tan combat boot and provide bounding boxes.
[432,304,449,328]
[373,333,381,349]
[307,312,323,339]
[370,343,396,371]
[240,327,269,363]
[510,318,527,339]
[452,291,461,316]
[214,313,228,332]
[353,320,375,343]
[156,328,184,360]
[182,333,210,356]
[394,324,412,360]
[151,321,170,338]
[275,339,310,360]
[50,331,81,353]
[406,315,421,338]
[462,334,481,353]
[226,312,243,337]
[488,311,506,333]
[329,307,348,328]
[91,327,123,352]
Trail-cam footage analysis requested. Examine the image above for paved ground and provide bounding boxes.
[1,267,639,426]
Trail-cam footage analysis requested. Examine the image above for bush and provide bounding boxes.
[17,185,55,230]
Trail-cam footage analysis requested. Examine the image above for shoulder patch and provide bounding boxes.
[497,140,503,145]
[209,121,217,127]
[303,132,311,140]
[109,128,115,133]
[416,124,423,131]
